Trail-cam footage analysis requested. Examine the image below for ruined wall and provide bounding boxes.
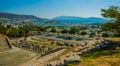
[0,34,12,52]
[45,38,112,66]
[12,40,64,56]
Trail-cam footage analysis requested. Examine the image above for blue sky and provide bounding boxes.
[0,0,120,18]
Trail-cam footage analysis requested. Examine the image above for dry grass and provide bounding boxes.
[0,34,5,38]
[66,56,120,66]
[66,37,120,66]
[28,40,62,48]
[80,55,120,66]
[110,37,120,42]
[79,37,120,66]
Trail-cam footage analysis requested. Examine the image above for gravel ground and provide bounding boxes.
[0,47,38,66]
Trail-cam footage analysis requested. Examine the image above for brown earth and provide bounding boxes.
[0,47,38,66]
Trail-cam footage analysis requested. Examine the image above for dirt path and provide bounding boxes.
[20,49,66,66]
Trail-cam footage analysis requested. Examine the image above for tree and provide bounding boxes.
[22,26,30,34]
[80,31,87,38]
[50,28,56,33]
[6,28,20,37]
[69,27,79,37]
[61,29,69,34]
[102,33,109,37]
[19,28,26,36]
[89,32,95,36]
[61,29,69,37]
[101,6,120,36]
[38,27,46,32]
[0,22,7,34]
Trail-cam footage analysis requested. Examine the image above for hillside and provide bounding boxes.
[0,12,48,24]
[0,12,40,19]
[0,13,107,26]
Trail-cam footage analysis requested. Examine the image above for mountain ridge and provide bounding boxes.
[53,16,107,24]
[53,16,106,20]
[0,12,40,19]
[0,12,107,25]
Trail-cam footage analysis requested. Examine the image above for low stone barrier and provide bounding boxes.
[44,38,112,66]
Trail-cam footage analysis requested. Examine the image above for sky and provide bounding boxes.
[0,0,120,18]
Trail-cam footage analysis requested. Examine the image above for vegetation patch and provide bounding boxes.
[28,40,61,48]
[110,37,120,42]
[80,39,120,66]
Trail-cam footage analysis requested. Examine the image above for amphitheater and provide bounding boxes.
[0,33,113,66]
[19,36,111,66]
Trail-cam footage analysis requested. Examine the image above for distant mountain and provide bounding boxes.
[0,12,49,25]
[53,16,84,20]
[0,13,107,26]
[53,16,107,24]
[0,12,40,19]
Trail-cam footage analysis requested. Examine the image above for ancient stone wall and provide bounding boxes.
[12,40,64,56]
[0,34,12,52]
[45,38,112,66]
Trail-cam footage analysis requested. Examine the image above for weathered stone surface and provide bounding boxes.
[19,37,113,66]
[0,34,12,52]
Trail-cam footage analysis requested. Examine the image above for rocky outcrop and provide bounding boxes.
[0,34,12,52]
